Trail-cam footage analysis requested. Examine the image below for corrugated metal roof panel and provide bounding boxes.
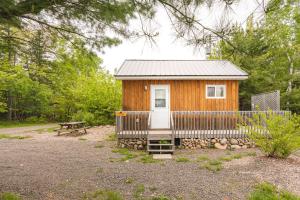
[115,59,248,79]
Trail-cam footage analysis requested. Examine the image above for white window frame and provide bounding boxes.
[206,85,226,99]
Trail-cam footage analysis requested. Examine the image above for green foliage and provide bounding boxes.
[133,184,145,199]
[106,133,117,141]
[0,121,46,128]
[248,182,300,200]
[139,155,159,164]
[83,189,123,200]
[200,159,223,172]
[0,134,31,140]
[151,195,171,200]
[0,38,121,125]
[197,155,210,161]
[246,112,300,158]
[125,177,134,184]
[0,192,21,200]
[211,3,300,113]
[175,157,190,162]
[112,148,138,161]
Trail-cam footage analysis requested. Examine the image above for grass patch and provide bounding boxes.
[0,192,21,200]
[0,134,31,140]
[96,167,103,174]
[248,182,300,200]
[0,121,47,129]
[106,132,117,141]
[197,155,210,162]
[176,157,190,162]
[125,177,134,184]
[232,153,243,159]
[219,156,234,162]
[244,152,257,157]
[133,184,145,199]
[151,195,171,200]
[82,189,123,200]
[112,148,138,161]
[94,144,104,148]
[201,162,223,172]
[198,151,258,172]
[149,186,158,192]
[78,137,87,141]
[139,155,159,164]
[218,152,257,163]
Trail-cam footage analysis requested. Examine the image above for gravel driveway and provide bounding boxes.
[0,126,299,200]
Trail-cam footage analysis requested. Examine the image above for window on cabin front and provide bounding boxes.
[155,89,166,107]
[206,85,226,99]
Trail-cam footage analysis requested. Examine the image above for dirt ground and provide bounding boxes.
[0,125,299,200]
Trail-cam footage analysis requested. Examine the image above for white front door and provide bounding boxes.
[150,85,170,129]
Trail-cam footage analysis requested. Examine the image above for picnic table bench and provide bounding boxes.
[57,121,87,136]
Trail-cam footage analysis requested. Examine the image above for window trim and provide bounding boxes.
[206,84,226,99]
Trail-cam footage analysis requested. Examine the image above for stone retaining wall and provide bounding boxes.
[118,138,255,150]
[118,138,147,150]
[181,138,255,150]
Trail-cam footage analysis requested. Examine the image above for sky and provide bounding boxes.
[100,0,263,73]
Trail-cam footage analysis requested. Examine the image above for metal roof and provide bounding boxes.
[115,59,248,80]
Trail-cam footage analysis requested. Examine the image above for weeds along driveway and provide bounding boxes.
[0,124,58,135]
[0,126,299,200]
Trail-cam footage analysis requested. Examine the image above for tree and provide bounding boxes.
[0,0,244,53]
[211,1,300,112]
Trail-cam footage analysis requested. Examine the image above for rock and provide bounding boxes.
[214,143,227,150]
[230,139,238,145]
[138,145,144,150]
[121,144,125,148]
[137,140,142,145]
[220,138,227,145]
[242,145,248,149]
[211,139,217,143]
[231,145,241,150]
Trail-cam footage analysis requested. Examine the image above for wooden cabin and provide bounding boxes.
[114,59,252,152]
[114,60,289,153]
[115,59,248,129]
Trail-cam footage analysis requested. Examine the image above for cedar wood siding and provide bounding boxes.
[122,80,239,111]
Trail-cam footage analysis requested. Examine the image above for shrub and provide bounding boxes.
[245,112,300,158]
[24,116,46,123]
[72,111,96,126]
[248,182,300,200]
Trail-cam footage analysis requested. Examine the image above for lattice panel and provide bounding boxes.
[251,90,280,111]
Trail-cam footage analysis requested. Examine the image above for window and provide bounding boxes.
[155,89,166,107]
[206,85,226,99]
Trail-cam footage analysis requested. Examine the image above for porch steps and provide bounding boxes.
[147,131,174,154]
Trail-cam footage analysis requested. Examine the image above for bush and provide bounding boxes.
[24,116,46,123]
[72,111,96,126]
[248,182,300,200]
[246,112,300,158]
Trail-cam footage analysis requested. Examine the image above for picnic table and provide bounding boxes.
[57,121,87,136]
[59,121,85,129]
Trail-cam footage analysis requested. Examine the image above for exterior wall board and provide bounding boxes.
[122,80,239,111]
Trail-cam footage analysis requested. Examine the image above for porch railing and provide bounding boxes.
[171,111,290,139]
[115,111,151,138]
